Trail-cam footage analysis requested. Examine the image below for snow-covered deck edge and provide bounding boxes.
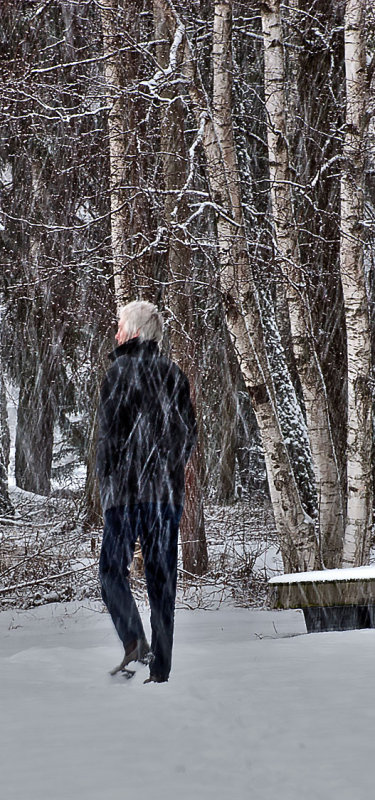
[269,565,375,585]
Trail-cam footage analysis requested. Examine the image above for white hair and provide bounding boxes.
[119,300,163,343]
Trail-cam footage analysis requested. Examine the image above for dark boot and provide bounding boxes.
[144,674,168,684]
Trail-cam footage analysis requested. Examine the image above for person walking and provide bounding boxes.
[97,301,197,683]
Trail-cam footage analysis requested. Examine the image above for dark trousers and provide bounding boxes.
[99,502,183,680]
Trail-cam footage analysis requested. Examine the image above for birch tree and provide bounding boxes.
[156,0,317,571]
[4,0,374,578]
[260,0,344,567]
[341,0,372,566]
[100,0,130,305]
[100,0,154,308]
[211,0,319,570]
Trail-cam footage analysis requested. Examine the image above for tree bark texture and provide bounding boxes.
[0,368,12,514]
[100,0,154,309]
[100,0,130,306]
[217,329,237,504]
[83,404,103,530]
[153,0,208,574]
[155,0,316,571]
[15,369,54,496]
[341,0,372,566]
[261,0,344,567]
[212,0,317,571]
[14,162,55,497]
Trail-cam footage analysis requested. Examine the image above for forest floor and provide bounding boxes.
[1,599,375,800]
[0,486,280,611]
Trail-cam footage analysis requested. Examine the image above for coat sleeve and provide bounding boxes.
[96,365,127,478]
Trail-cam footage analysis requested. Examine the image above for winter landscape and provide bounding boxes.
[2,438,375,799]
[1,600,374,800]
[2,2,375,799]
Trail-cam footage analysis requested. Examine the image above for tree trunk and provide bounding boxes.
[15,368,54,496]
[217,329,237,504]
[83,405,102,531]
[82,339,112,532]
[154,0,316,571]
[211,0,316,570]
[0,367,12,514]
[14,163,55,498]
[260,0,344,567]
[212,4,238,504]
[341,0,372,566]
[100,0,154,308]
[153,0,208,575]
[100,0,131,306]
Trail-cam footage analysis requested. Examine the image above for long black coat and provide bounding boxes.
[96,338,197,512]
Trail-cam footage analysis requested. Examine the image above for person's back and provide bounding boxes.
[97,336,196,511]
[96,301,197,683]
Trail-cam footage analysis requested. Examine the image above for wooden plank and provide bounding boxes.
[269,579,375,609]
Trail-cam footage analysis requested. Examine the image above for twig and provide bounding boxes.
[0,562,97,596]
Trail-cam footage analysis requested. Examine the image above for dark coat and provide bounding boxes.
[96,338,197,512]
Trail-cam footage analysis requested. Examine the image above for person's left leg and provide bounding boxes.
[99,505,147,654]
[139,502,183,682]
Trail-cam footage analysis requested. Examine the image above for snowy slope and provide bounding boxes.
[1,603,375,800]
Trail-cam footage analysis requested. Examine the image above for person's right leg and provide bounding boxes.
[99,505,147,652]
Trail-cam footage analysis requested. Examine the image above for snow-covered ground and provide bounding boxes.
[1,602,375,800]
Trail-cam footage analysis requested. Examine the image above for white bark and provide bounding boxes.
[155,0,316,571]
[260,0,344,567]
[341,0,372,566]
[212,2,316,571]
[100,0,131,308]
[212,2,244,225]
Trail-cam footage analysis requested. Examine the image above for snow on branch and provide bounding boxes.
[139,22,186,99]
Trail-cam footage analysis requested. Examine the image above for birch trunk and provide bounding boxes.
[100,0,131,306]
[212,1,318,571]
[341,0,372,566]
[153,1,208,574]
[155,0,316,571]
[260,0,344,567]
[100,1,154,308]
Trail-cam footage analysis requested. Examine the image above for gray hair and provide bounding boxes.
[119,300,163,343]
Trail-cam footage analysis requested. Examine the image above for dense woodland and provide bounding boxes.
[1,0,375,596]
